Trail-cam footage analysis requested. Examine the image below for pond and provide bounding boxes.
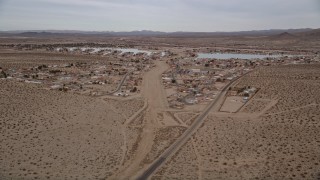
[197,53,286,60]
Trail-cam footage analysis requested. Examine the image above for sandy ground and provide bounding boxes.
[220,96,245,113]
[0,80,126,179]
[0,47,156,179]
[1,38,319,179]
[0,48,190,180]
[152,64,320,179]
[0,49,111,69]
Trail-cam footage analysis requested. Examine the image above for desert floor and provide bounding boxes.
[1,41,320,179]
[0,49,146,179]
[152,64,320,180]
[0,54,189,179]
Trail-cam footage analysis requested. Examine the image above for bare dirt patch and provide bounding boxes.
[220,96,245,113]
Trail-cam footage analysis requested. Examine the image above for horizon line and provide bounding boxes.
[0,27,318,34]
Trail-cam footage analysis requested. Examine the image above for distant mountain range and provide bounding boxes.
[0,28,319,38]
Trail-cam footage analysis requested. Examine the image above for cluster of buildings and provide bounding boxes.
[162,51,317,109]
[1,50,156,97]
[162,58,253,108]
[227,86,258,102]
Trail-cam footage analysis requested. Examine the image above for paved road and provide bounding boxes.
[136,72,250,180]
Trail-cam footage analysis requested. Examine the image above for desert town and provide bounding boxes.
[1,43,317,107]
[1,28,320,180]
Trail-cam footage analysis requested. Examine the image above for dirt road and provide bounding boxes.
[141,61,169,111]
[115,60,169,179]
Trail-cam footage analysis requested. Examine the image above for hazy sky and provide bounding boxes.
[0,0,319,32]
